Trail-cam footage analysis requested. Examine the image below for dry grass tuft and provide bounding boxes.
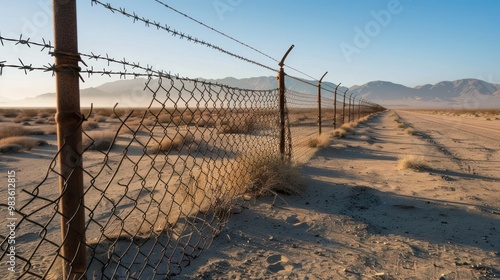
[218,115,256,134]
[41,126,57,135]
[83,131,116,151]
[340,122,356,133]
[190,153,305,213]
[331,128,347,138]
[306,133,331,148]
[398,155,429,171]
[152,132,195,153]
[239,154,305,197]
[93,115,108,123]
[0,109,20,118]
[404,127,416,135]
[82,121,99,131]
[0,136,48,153]
[195,114,217,128]
[0,125,43,139]
[397,122,407,129]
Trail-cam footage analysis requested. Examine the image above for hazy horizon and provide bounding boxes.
[1,1,499,101]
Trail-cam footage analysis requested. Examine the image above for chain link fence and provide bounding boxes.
[1,12,383,276]
[1,74,289,278]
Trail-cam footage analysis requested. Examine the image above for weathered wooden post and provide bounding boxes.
[53,0,87,278]
[278,45,294,160]
[317,71,328,135]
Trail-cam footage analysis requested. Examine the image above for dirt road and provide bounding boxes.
[178,111,500,279]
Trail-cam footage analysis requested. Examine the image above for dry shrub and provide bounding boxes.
[331,128,347,138]
[404,127,416,135]
[0,136,48,153]
[190,153,305,213]
[0,125,30,139]
[93,115,108,123]
[38,112,52,119]
[398,155,429,171]
[82,120,99,131]
[41,126,57,135]
[218,115,255,134]
[157,114,171,123]
[94,108,114,117]
[340,122,356,133]
[83,131,116,151]
[232,153,305,197]
[195,114,216,127]
[397,122,407,129]
[152,132,195,153]
[19,109,38,118]
[0,125,43,139]
[33,118,46,124]
[306,133,331,148]
[1,109,19,118]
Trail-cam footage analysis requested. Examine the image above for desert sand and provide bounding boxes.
[175,111,500,279]
[1,110,499,279]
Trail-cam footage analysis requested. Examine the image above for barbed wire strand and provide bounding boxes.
[90,0,278,73]
[153,0,280,64]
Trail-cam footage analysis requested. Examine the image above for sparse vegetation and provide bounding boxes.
[0,125,43,139]
[151,131,195,153]
[398,155,429,171]
[306,133,331,148]
[82,120,100,131]
[83,131,116,151]
[190,152,305,212]
[218,115,256,134]
[0,136,48,153]
[331,128,347,138]
[404,127,416,135]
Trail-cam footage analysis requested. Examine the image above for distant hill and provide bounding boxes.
[349,79,500,108]
[5,77,500,108]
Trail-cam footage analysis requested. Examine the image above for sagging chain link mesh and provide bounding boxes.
[0,34,383,279]
[1,76,285,279]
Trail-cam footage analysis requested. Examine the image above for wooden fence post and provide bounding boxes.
[53,1,87,278]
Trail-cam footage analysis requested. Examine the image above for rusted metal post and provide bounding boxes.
[358,98,362,119]
[351,95,356,121]
[317,71,328,135]
[53,1,87,279]
[333,83,340,129]
[342,89,347,124]
[348,92,354,122]
[348,95,352,122]
[278,45,294,160]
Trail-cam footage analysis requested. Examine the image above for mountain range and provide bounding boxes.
[5,77,500,108]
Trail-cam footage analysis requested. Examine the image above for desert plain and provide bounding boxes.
[0,108,499,279]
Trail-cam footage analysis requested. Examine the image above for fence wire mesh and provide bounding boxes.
[1,73,286,278]
[0,30,383,278]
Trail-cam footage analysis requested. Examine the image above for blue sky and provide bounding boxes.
[1,0,499,100]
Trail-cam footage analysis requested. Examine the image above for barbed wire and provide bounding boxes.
[0,34,281,92]
[90,0,278,73]
[150,0,341,95]
[153,0,280,65]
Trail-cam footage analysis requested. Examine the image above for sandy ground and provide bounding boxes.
[174,111,500,279]
[1,110,499,279]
